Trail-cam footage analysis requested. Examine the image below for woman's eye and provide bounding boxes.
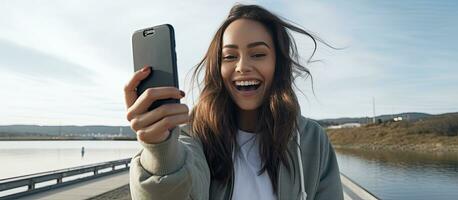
[252,53,266,58]
[223,55,237,60]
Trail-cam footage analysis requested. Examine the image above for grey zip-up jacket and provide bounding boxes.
[129,116,343,200]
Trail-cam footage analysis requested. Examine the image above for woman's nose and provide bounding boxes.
[235,56,253,74]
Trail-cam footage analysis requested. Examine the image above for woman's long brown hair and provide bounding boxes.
[189,4,318,194]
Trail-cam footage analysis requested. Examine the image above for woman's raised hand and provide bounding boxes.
[124,66,189,144]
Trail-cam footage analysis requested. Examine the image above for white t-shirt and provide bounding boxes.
[231,129,277,200]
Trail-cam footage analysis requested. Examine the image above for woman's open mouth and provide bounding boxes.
[233,80,261,92]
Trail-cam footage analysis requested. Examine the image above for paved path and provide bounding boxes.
[88,184,130,200]
[17,172,377,200]
[17,171,129,200]
[89,174,379,200]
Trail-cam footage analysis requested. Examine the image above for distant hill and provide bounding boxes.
[0,125,136,138]
[327,112,458,153]
[317,112,438,127]
[1,111,456,139]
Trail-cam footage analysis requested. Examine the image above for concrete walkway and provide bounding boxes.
[17,172,377,200]
[17,171,129,200]
[89,174,378,200]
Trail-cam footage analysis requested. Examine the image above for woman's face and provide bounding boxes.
[221,19,276,111]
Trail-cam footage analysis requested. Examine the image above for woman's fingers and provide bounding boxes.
[130,103,189,132]
[124,66,151,109]
[123,66,188,144]
[137,113,190,143]
[126,87,184,121]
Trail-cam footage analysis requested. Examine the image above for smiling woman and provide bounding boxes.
[125,4,343,200]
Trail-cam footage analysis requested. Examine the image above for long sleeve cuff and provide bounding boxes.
[138,127,186,176]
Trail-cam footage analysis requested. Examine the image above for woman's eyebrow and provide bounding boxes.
[247,41,270,49]
[223,41,270,49]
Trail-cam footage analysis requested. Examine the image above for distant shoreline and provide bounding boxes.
[0,136,137,141]
[332,143,458,154]
[328,131,458,154]
[327,114,458,154]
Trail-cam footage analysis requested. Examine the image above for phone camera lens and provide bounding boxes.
[143,29,155,37]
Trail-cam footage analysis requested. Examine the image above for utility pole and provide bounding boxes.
[372,97,376,123]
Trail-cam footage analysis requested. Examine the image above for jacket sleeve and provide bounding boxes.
[129,126,210,200]
[314,126,344,200]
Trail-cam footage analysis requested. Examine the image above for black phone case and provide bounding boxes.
[132,24,179,111]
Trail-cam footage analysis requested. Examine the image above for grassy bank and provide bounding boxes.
[326,113,458,153]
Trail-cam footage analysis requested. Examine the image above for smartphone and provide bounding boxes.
[132,24,179,111]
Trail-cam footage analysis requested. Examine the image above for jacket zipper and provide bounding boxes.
[278,164,282,199]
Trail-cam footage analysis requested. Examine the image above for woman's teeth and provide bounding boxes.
[234,80,261,91]
[235,80,260,86]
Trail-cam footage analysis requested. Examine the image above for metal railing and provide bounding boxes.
[0,158,131,200]
[341,173,379,200]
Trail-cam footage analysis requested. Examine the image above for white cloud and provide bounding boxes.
[0,0,254,125]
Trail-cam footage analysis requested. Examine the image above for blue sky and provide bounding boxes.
[0,0,457,126]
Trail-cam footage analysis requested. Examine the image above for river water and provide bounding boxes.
[0,140,140,180]
[1,141,457,199]
[335,148,458,200]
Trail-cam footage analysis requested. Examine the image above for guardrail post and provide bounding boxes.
[57,174,63,183]
[28,180,35,190]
